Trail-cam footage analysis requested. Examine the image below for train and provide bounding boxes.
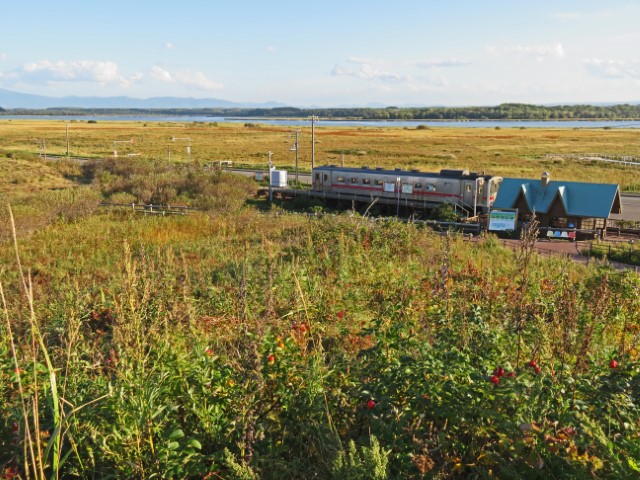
[309,165,503,216]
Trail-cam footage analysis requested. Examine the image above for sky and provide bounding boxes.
[0,0,639,107]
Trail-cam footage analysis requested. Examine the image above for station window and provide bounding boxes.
[551,217,568,228]
[581,218,595,229]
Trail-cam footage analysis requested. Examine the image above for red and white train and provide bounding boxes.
[309,165,502,215]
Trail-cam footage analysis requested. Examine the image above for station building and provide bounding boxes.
[492,172,622,239]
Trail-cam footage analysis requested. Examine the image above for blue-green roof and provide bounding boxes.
[493,177,621,218]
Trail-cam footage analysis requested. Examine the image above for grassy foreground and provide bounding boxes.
[1,122,639,478]
[1,204,639,478]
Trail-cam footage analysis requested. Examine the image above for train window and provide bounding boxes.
[414,183,422,189]
[337,176,345,182]
[315,173,320,181]
[375,179,384,185]
[362,178,371,185]
[425,183,436,192]
[351,177,358,184]
[324,174,328,181]
[466,184,472,193]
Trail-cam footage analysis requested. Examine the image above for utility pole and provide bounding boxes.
[268,151,274,203]
[290,129,300,186]
[308,115,319,169]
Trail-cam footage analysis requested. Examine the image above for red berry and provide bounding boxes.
[267,354,276,364]
[528,360,537,368]
[205,348,214,356]
[337,310,345,319]
[493,366,505,377]
[610,359,618,369]
[490,375,500,385]
[366,399,376,409]
[506,371,516,377]
[534,367,541,375]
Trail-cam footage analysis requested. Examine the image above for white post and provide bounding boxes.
[268,151,273,203]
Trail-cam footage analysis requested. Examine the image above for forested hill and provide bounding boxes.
[3,103,640,120]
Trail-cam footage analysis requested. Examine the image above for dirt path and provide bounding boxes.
[497,238,639,272]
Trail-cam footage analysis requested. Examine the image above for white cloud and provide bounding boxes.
[332,63,409,83]
[332,58,410,83]
[416,59,470,68]
[584,59,640,80]
[266,46,277,54]
[0,53,7,61]
[150,65,223,90]
[12,60,139,87]
[164,42,175,50]
[347,56,385,65]
[486,43,565,61]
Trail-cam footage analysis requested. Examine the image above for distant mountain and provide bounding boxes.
[0,88,287,109]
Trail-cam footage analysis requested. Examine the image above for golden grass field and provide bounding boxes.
[1,119,639,191]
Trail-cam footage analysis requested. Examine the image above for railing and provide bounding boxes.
[99,203,199,215]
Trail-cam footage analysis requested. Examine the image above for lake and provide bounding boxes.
[2,114,640,129]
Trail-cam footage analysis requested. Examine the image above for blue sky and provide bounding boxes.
[0,1,638,106]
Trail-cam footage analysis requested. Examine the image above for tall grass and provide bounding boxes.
[1,205,639,478]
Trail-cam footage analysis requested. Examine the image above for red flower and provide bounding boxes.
[490,375,500,385]
[610,359,618,369]
[366,399,376,409]
[267,354,276,364]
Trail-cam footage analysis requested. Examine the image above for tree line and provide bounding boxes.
[2,103,640,120]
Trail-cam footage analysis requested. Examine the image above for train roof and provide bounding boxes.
[313,164,496,180]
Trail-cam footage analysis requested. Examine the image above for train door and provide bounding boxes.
[462,180,475,207]
[313,170,330,191]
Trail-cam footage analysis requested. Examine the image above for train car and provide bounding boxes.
[311,165,502,216]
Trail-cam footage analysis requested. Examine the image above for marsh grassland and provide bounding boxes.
[1,120,639,479]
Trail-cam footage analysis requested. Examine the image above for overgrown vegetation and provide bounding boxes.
[1,203,639,478]
[1,123,639,478]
